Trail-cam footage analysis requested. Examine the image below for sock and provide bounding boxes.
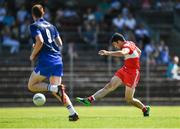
[88,95,95,103]
[66,105,77,115]
[142,106,147,112]
[47,84,58,93]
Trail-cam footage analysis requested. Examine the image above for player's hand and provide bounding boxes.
[32,44,35,49]
[98,50,109,56]
[30,55,35,61]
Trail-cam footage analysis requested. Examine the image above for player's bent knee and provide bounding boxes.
[28,85,34,92]
[28,83,36,92]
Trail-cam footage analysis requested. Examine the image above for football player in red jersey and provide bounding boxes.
[77,33,150,117]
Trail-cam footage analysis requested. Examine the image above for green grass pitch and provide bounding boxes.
[0,106,179,128]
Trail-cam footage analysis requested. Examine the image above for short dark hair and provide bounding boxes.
[31,4,44,18]
[110,33,126,43]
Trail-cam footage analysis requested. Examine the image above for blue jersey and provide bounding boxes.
[30,18,62,68]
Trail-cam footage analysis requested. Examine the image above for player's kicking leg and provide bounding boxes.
[76,76,122,106]
[125,86,150,117]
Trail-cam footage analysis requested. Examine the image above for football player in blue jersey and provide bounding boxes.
[28,4,79,121]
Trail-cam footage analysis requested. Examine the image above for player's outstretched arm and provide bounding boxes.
[98,48,130,57]
[30,35,43,61]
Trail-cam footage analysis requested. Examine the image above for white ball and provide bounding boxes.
[33,93,46,106]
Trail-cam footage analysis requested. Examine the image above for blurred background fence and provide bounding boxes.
[0,0,180,106]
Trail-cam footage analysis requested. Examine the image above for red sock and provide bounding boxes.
[88,96,95,103]
[142,107,147,112]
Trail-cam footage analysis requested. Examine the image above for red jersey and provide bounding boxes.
[115,41,141,87]
[121,41,140,70]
